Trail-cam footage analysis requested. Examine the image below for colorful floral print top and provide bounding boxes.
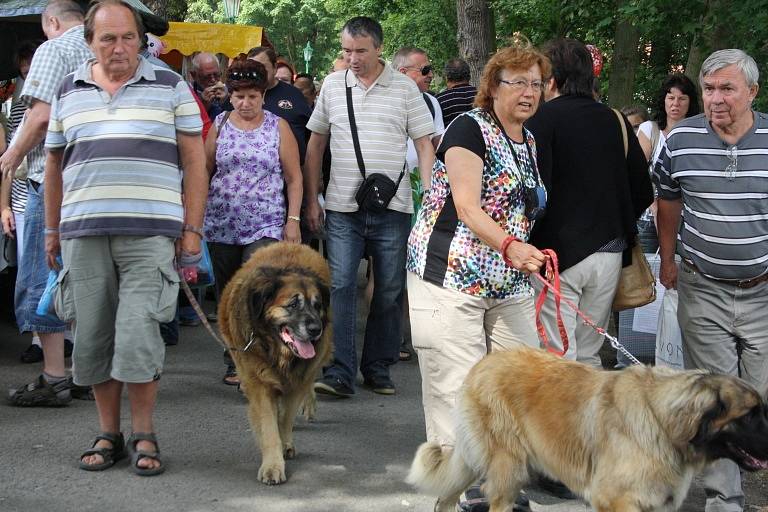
[204,111,285,244]
[406,108,545,299]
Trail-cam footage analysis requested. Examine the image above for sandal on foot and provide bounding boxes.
[127,432,165,476]
[79,432,126,471]
[222,365,240,386]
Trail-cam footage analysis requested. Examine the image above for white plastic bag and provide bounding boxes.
[655,288,684,369]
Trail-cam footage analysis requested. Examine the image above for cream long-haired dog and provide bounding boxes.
[407,346,768,512]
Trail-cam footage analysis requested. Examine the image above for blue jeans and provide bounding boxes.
[324,209,411,388]
[15,181,67,333]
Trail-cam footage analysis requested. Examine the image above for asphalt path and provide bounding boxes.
[1,267,766,512]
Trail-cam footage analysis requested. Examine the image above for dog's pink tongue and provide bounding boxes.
[281,329,316,359]
[293,339,316,359]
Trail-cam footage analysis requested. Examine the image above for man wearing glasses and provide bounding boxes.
[190,52,229,119]
[392,47,445,179]
[655,49,768,512]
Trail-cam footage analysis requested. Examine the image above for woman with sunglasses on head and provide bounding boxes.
[635,73,700,252]
[406,42,550,512]
[203,58,303,386]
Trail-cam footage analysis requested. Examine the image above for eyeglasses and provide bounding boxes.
[228,70,264,81]
[405,64,433,76]
[725,145,738,180]
[499,78,544,92]
[200,72,221,82]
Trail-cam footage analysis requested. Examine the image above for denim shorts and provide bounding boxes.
[14,181,67,333]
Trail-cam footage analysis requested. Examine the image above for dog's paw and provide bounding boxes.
[257,461,286,485]
[284,443,296,459]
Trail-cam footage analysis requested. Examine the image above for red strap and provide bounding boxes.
[532,249,569,356]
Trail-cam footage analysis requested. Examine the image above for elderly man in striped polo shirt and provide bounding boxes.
[655,48,767,512]
[304,16,435,398]
[43,0,207,476]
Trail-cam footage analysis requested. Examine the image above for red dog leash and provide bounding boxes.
[503,238,640,365]
[532,249,570,357]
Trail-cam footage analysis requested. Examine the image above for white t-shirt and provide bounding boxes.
[406,93,444,172]
[638,120,667,167]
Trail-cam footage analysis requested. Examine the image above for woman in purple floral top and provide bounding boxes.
[203,59,303,385]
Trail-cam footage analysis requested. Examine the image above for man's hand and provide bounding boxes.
[177,231,201,261]
[1,207,15,237]
[659,258,678,290]
[45,232,61,270]
[202,82,226,105]
[305,197,324,235]
[0,147,23,180]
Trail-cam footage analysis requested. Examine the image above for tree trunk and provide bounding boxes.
[685,0,733,86]
[456,0,492,86]
[606,0,640,108]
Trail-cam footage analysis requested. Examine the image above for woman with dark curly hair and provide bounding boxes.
[636,73,700,252]
[203,58,303,385]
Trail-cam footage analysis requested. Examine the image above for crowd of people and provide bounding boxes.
[1,1,766,511]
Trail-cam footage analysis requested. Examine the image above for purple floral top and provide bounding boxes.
[204,111,285,244]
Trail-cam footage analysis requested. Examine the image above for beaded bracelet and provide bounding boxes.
[500,235,519,267]
[287,215,301,222]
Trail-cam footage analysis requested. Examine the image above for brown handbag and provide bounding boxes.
[611,109,656,312]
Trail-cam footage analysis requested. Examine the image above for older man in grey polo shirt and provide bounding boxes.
[655,48,768,512]
[304,16,435,398]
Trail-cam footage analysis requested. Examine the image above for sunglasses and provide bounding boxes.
[406,64,433,76]
[228,70,264,81]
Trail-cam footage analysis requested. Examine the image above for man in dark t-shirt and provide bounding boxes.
[436,58,477,126]
[247,47,312,165]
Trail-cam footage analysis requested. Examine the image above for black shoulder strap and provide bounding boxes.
[422,92,436,120]
[346,70,367,179]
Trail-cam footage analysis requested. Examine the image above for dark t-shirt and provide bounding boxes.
[436,114,485,161]
[263,80,312,165]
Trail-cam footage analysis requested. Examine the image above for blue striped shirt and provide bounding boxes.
[45,56,202,239]
[653,112,768,280]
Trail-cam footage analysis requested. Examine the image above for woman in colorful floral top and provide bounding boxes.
[406,44,550,462]
[204,58,303,385]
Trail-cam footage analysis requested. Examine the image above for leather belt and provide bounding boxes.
[683,260,768,289]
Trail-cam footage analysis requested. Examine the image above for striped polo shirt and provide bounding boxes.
[654,112,768,280]
[45,56,202,240]
[436,84,477,126]
[307,63,434,214]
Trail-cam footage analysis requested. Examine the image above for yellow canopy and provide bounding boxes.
[160,22,263,58]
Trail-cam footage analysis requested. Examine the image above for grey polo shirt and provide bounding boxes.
[654,112,768,280]
[307,62,434,214]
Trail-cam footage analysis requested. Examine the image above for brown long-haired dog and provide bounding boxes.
[408,346,768,512]
[218,242,332,485]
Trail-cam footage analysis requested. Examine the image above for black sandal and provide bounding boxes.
[79,432,126,471]
[127,432,165,476]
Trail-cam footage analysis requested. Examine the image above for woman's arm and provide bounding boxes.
[203,123,218,177]
[445,146,545,274]
[637,130,653,162]
[278,119,303,243]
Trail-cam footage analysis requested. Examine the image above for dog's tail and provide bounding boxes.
[406,442,476,501]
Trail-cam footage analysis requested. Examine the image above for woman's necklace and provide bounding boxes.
[488,110,538,183]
